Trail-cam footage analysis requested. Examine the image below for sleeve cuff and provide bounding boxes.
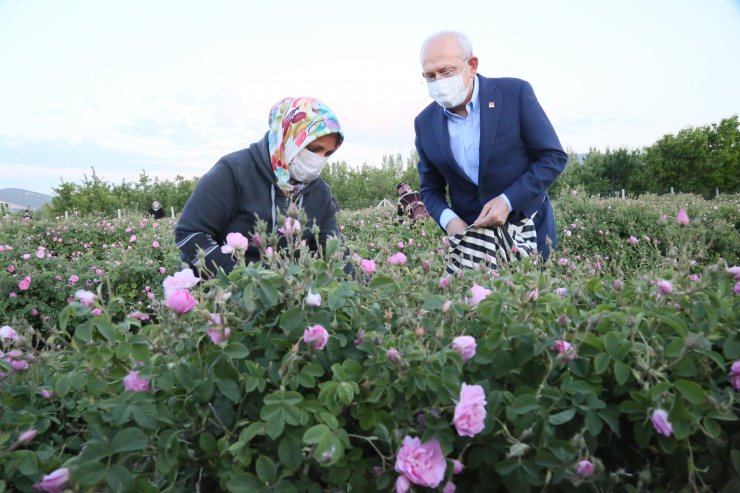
[439,209,458,230]
[500,194,512,212]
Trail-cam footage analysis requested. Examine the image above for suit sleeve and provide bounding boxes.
[502,81,567,212]
[175,159,238,275]
[415,117,451,228]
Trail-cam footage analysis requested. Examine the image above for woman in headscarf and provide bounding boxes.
[175,97,346,277]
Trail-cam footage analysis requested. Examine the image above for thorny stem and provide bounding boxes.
[347,434,391,471]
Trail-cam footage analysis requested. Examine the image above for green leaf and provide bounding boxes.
[336,382,355,405]
[73,461,108,486]
[368,276,397,289]
[548,408,577,426]
[217,378,241,403]
[110,428,148,454]
[226,473,262,493]
[107,464,133,493]
[131,402,158,429]
[602,332,620,358]
[422,295,445,311]
[278,434,303,470]
[510,394,539,415]
[223,343,250,359]
[594,353,610,374]
[614,360,631,385]
[315,431,344,466]
[279,308,306,333]
[723,335,740,360]
[303,424,330,445]
[255,455,277,484]
[674,379,706,405]
[325,238,340,257]
[54,374,72,397]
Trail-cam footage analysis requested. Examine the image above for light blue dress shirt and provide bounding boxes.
[438,75,511,230]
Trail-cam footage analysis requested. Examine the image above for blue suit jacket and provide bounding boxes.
[415,75,567,259]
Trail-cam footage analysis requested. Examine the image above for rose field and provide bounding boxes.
[1,192,739,493]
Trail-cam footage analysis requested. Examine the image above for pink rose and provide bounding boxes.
[467,284,491,306]
[443,482,456,493]
[152,241,160,248]
[360,259,376,274]
[650,409,673,437]
[221,232,249,254]
[656,280,673,295]
[452,335,476,363]
[123,370,150,392]
[165,289,197,314]
[305,290,322,307]
[279,217,301,236]
[438,277,450,290]
[74,289,96,307]
[528,286,539,301]
[389,252,407,266]
[576,459,595,477]
[0,325,20,342]
[628,235,638,246]
[69,274,79,283]
[162,269,201,297]
[395,475,410,493]
[39,389,53,398]
[394,436,446,488]
[728,266,740,280]
[207,325,231,344]
[32,467,70,493]
[729,360,740,390]
[303,324,329,350]
[19,276,31,291]
[613,279,622,290]
[129,235,137,243]
[16,428,38,445]
[553,339,577,361]
[7,264,14,273]
[453,383,487,437]
[688,274,700,282]
[452,459,464,475]
[386,348,402,364]
[676,208,689,226]
[734,282,740,295]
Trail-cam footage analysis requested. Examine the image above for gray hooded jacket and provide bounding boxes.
[175,133,342,276]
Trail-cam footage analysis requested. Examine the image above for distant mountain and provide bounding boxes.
[0,188,53,211]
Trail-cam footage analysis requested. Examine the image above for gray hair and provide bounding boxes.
[420,31,474,64]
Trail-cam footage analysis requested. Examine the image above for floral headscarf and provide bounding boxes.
[268,97,344,195]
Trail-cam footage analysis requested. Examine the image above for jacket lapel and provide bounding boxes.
[431,105,473,183]
[478,75,502,173]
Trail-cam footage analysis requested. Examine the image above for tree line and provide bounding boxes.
[39,115,738,217]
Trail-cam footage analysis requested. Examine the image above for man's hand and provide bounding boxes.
[474,196,510,227]
[445,217,469,236]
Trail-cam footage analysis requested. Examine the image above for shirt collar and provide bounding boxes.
[443,74,480,119]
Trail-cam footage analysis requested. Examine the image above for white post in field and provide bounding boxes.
[117,209,121,219]
[670,187,674,194]
[716,188,719,198]
[621,189,625,199]
[171,206,175,218]
[64,211,68,220]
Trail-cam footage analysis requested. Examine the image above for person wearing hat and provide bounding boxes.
[175,97,350,277]
[396,182,429,221]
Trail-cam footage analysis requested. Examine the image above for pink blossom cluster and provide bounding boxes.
[162,269,201,314]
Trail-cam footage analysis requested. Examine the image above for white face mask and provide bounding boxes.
[427,63,471,109]
[289,148,328,183]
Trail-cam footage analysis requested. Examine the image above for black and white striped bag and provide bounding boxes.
[445,218,537,274]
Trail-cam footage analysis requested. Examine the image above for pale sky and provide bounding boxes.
[1,0,739,195]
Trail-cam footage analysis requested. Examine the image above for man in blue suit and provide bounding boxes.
[415,31,567,260]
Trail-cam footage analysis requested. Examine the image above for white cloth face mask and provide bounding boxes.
[289,148,328,183]
[427,63,471,109]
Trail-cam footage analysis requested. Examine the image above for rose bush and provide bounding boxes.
[0,196,738,492]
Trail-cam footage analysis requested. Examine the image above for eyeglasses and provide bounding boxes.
[422,59,468,83]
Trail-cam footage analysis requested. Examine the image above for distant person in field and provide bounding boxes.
[149,200,165,220]
[22,207,32,220]
[396,182,429,221]
[175,97,350,278]
[414,31,567,260]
